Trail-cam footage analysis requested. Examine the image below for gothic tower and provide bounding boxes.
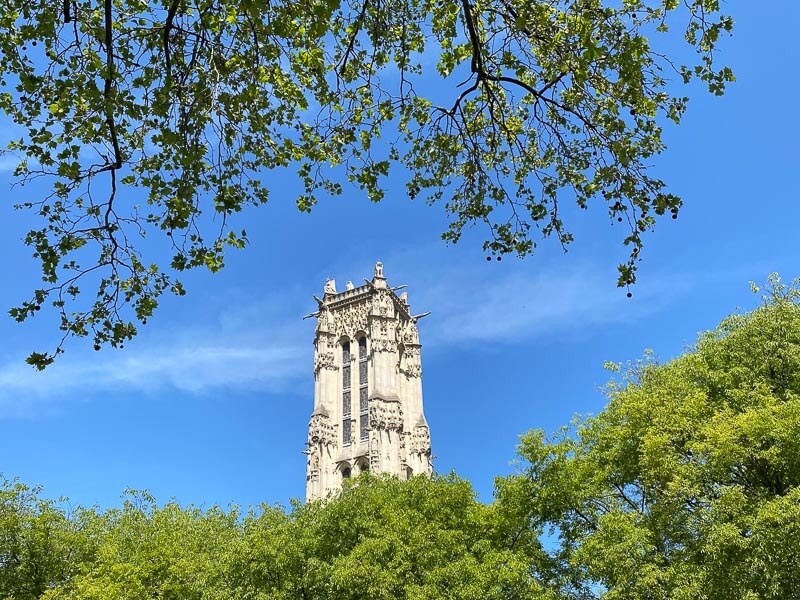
[305,262,433,501]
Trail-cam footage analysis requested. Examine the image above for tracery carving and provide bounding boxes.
[308,413,337,449]
[411,425,431,455]
[372,290,394,318]
[371,337,397,353]
[402,344,420,357]
[399,342,421,377]
[370,313,397,353]
[404,363,422,378]
[307,451,320,483]
[398,320,420,345]
[314,332,338,372]
[370,437,380,471]
[369,399,404,431]
[333,299,370,337]
[314,352,335,372]
[316,307,335,333]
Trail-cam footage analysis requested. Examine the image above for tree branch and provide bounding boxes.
[102,0,122,170]
[164,0,181,79]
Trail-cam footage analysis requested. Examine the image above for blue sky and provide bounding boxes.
[1,1,799,508]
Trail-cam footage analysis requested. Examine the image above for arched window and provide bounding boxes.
[358,337,369,442]
[342,467,352,479]
[342,341,351,446]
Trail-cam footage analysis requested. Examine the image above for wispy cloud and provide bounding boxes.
[416,263,693,347]
[0,297,310,418]
[0,252,708,418]
[313,248,697,348]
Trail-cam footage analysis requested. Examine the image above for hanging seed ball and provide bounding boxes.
[627,292,633,298]
[496,256,502,262]
[617,217,623,222]
[486,256,491,262]
[672,213,678,219]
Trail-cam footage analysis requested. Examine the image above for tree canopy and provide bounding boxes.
[0,0,734,367]
[3,277,800,598]
[497,274,800,598]
[1,475,556,600]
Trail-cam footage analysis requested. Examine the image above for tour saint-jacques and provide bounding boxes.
[304,262,433,501]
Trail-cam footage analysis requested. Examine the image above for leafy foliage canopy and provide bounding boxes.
[0,0,733,367]
[499,275,800,598]
[3,278,800,599]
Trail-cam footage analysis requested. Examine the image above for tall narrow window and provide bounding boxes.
[359,337,369,442]
[342,342,351,445]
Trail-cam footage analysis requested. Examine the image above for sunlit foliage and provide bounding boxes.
[0,0,733,366]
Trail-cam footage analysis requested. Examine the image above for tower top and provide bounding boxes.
[325,261,386,295]
[310,262,420,327]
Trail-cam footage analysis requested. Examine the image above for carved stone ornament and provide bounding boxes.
[411,424,431,455]
[369,399,404,431]
[399,321,420,345]
[371,338,397,354]
[334,300,370,337]
[372,290,394,318]
[307,451,320,482]
[404,363,422,378]
[314,351,335,373]
[402,344,420,357]
[370,437,380,471]
[308,413,337,449]
[368,315,397,353]
[317,308,335,333]
[399,342,421,377]
[314,332,337,372]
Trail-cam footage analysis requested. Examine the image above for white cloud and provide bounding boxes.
[418,265,692,346]
[311,248,695,348]
[0,255,698,418]
[0,298,310,418]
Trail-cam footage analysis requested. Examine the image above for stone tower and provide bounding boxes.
[305,262,433,501]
